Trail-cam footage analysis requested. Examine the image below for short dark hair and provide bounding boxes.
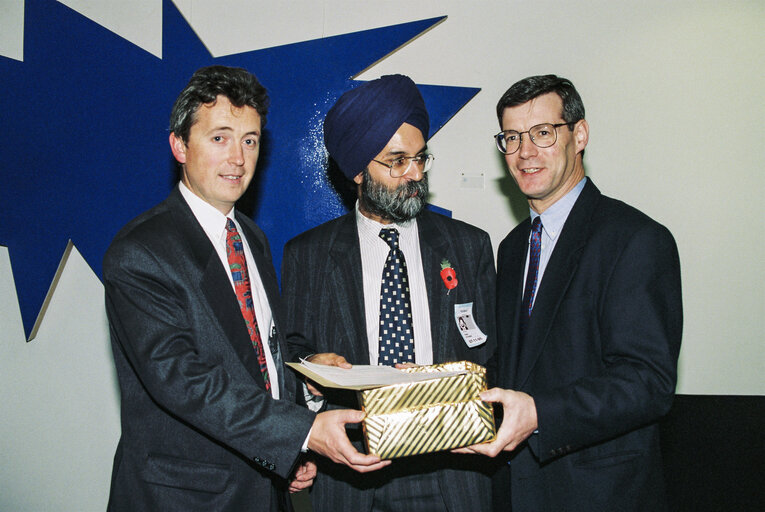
[496,74,585,126]
[169,65,269,142]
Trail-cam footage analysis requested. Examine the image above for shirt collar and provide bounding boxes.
[530,177,586,242]
[355,200,417,241]
[179,181,235,244]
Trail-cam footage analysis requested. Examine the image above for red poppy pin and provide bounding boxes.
[440,259,458,293]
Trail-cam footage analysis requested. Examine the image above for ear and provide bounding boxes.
[353,171,364,186]
[169,133,187,164]
[574,119,589,154]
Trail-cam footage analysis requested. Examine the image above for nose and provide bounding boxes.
[229,143,245,166]
[405,163,425,181]
[517,133,537,159]
[401,158,427,181]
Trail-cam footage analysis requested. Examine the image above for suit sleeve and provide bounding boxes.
[282,239,318,362]
[532,223,682,462]
[104,236,315,479]
[469,229,498,369]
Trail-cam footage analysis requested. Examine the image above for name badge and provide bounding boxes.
[454,302,487,348]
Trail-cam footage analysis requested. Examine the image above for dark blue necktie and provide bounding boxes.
[519,217,543,337]
[377,228,415,366]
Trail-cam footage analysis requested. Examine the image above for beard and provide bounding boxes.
[359,168,429,223]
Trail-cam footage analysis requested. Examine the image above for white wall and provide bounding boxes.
[1,1,763,510]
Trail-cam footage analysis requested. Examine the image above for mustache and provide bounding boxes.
[396,177,428,198]
[360,169,429,223]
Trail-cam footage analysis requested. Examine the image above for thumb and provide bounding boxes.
[479,387,503,403]
[336,409,366,425]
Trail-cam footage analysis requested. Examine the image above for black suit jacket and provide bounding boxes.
[282,209,497,512]
[103,187,315,511]
[494,179,682,511]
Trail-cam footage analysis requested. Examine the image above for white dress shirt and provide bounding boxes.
[355,202,434,365]
[179,182,280,399]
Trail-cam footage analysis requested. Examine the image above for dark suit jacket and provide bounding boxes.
[282,209,497,512]
[494,179,682,511]
[103,187,315,511]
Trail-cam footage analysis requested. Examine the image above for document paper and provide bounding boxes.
[286,359,467,390]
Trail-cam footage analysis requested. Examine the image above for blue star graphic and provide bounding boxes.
[0,0,479,338]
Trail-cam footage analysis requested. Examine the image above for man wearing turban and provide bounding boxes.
[282,75,497,512]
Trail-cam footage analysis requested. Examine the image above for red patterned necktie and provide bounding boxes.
[225,219,270,391]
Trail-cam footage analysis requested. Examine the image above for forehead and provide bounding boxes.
[192,96,261,131]
[379,122,426,155]
[501,92,563,131]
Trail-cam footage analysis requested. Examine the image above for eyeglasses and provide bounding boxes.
[372,153,434,178]
[494,122,571,154]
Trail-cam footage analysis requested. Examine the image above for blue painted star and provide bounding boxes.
[0,0,479,338]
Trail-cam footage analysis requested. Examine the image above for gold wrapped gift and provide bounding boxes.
[286,359,496,459]
[360,361,495,459]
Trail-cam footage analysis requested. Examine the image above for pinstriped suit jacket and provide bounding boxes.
[282,209,497,512]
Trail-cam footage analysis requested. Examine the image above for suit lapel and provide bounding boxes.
[515,180,600,389]
[328,214,370,365]
[166,189,268,392]
[199,255,268,392]
[236,213,290,397]
[501,220,530,387]
[417,212,452,364]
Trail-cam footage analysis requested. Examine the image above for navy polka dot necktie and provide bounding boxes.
[377,228,415,366]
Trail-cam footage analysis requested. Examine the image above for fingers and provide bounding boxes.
[452,388,538,457]
[488,389,537,453]
[461,440,504,457]
[288,461,317,492]
[394,362,419,369]
[306,380,324,397]
[308,410,391,473]
[293,461,317,481]
[334,408,365,424]
[334,437,392,472]
[451,446,479,455]
[452,446,484,456]
[289,478,312,493]
[331,411,392,471]
[479,387,505,403]
[307,352,352,368]
[304,353,351,396]
[346,459,392,473]
[451,436,504,457]
[450,435,510,457]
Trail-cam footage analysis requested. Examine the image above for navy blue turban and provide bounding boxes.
[324,74,430,180]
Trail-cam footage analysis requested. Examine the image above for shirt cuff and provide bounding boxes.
[301,426,312,452]
[302,382,325,412]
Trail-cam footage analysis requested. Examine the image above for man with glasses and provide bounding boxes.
[282,74,497,512]
[457,75,682,511]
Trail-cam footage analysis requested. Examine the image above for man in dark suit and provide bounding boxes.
[103,65,388,512]
[282,75,497,512]
[457,75,683,511]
